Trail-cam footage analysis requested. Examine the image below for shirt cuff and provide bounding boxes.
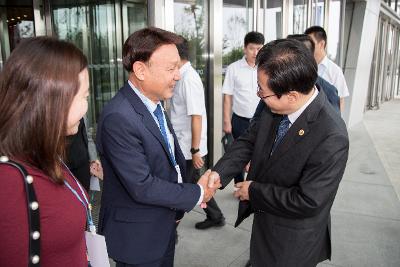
[196,184,204,205]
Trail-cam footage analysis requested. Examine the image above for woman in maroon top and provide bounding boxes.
[0,37,90,267]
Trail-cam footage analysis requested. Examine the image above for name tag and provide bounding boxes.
[175,165,183,183]
[85,231,110,267]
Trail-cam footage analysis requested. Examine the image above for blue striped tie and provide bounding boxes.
[271,115,290,154]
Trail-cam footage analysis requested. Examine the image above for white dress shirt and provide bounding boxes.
[222,57,260,118]
[170,62,208,160]
[318,56,349,98]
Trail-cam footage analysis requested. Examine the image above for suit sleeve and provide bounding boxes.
[213,118,259,187]
[99,112,200,212]
[249,132,349,219]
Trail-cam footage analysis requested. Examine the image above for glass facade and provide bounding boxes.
[293,0,307,34]
[0,0,35,68]
[174,0,209,84]
[311,0,325,27]
[327,0,342,63]
[222,0,253,70]
[264,0,282,42]
[51,0,147,130]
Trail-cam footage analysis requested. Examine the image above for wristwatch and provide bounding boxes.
[190,148,200,154]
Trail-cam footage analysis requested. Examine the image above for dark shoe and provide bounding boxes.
[244,259,251,267]
[195,218,225,230]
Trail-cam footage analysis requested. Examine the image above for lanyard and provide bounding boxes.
[61,160,96,233]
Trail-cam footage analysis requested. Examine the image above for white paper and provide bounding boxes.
[85,231,110,267]
[90,176,101,191]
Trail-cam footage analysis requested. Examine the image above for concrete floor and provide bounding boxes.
[108,99,400,267]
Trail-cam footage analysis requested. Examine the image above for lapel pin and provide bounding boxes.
[298,129,305,136]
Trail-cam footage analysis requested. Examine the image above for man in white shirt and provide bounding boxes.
[305,26,349,112]
[222,31,265,183]
[171,37,225,230]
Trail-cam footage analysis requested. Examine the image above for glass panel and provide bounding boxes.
[174,0,209,84]
[0,1,34,59]
[293,0,307,34]
[126,0,147,37]
[327,0,341,63]
[264,0,282,42]
[51,0,147,128]
[222,0,253,70]
[312,0,324,27]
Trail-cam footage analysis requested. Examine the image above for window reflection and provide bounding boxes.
[222,0,253,71]
[264,0,282,42]
[312,0,324,27]
[174,0,208,84]
[327,0,341,63]
[293,0,307,34]
[51,0,147,127]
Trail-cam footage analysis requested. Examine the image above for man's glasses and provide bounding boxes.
[257,85,276,99]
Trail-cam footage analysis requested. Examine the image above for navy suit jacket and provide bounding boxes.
[96,83,200,264]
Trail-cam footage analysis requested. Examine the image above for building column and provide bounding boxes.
[343,0,380,128]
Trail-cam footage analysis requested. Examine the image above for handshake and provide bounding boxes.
[197,170,221,208]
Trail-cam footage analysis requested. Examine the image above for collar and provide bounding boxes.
[240,56,256,69]
[128,80,159,114]
[319,55,329,68]
[180,61,191,75]
[288,87,319,124]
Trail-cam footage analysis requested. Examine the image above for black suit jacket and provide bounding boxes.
[213,90,349,267]
[96,83,200,264]
[66,118,90,191]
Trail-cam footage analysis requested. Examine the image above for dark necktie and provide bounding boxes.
[153,104,176,165]
[271,115,290,154]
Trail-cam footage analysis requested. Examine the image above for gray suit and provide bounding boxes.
[213,90,349,266]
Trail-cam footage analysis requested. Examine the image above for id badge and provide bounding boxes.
[90,176,101,191]
[175,165,183,183]
[85,231,110,267]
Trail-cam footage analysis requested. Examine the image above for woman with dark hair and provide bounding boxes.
[0,37,90,267]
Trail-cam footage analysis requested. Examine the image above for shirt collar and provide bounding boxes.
[287,87,319,124]
[180,61,191,76]
[128,80,159,114]
[240,56,256,69]
[319,55,329,68]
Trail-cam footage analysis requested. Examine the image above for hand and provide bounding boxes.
[197,170,221,206]
[223,121,232,134]
[90,160,103,180]
[192,153,204,169]
[207,171,221,189]
[234,181,253,201]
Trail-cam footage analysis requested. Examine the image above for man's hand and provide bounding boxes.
[223,121,232,134]
[192,153,204,169]
[234,181,253,201]
[197,170,221,207]
[90,160,104,180]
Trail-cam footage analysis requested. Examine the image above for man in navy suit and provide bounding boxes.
[96,27,220,267]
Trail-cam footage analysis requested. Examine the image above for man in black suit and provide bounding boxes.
[208,39,349,266]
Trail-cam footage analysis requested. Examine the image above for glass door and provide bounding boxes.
[0,0,35,68]
[51,0,147,129]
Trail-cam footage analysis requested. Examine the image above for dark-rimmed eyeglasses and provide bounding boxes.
[257,85,276,99]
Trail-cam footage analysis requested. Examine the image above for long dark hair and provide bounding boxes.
[0,37,88,183]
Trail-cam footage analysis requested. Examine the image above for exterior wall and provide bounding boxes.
[343,0,381,128]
